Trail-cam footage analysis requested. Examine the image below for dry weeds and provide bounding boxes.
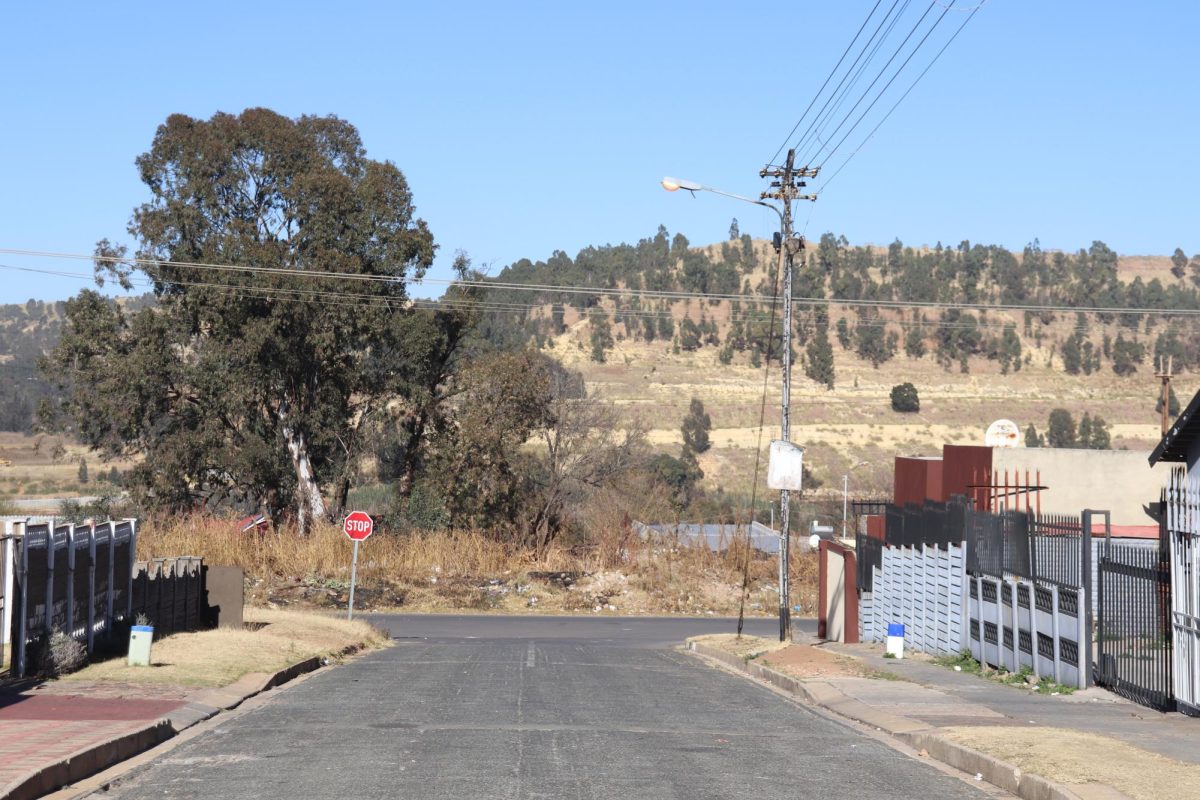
[135,516,819,618]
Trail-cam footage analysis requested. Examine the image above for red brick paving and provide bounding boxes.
[0,684,184,795]
[0,719,150,788]
[0,693,183,721]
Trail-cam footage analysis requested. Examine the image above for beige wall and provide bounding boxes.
[822,548,846,642]
[991,448,1165,526]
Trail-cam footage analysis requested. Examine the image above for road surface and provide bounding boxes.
[98,614,991,799]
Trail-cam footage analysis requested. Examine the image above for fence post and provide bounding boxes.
[1010,581,1020,672]
[1,520,15,649]
[14,520,28,678]
[1081,509,1094,687]
[106,524,115,636]
[86,523,96,653]
[66,524,76,642]
[126,519,137,622]
[44,520,56,633]
[1050,583,1062,685]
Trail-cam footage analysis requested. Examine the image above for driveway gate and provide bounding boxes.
[1167,467,1200,716]
[1095,542,1174,711]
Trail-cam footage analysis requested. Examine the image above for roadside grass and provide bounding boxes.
[59,608,385,688]
[933,650,1075,695]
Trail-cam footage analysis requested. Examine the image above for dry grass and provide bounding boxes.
[941,726,1200,800]
[135,516,819,618]
[60,608,384,688]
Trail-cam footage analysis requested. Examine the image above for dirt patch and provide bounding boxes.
[688,633,789,660]
[758,643,873,679]
[941,726,1200,800]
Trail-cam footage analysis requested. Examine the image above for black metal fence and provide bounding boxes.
[1030,513,1085,589]
[1095,543,1174,711]
[857,498,967,592]
[965,507,1031,580]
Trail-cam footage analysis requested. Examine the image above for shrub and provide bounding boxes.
[28,631,87,677]
[890,382,920,412]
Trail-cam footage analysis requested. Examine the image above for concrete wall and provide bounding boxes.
[992,448,1166,526]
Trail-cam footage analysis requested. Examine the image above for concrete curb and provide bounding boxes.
[0,641,370,800]
[685,640,1132,800]
[0,721,173,800]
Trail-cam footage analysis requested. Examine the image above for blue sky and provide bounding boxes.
[1,1,1197,303]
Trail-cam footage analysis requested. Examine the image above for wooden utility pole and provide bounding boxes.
[760,149,817,641]
[1157,355,1175,436]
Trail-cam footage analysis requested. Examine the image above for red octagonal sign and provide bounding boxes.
[343,510,374,541]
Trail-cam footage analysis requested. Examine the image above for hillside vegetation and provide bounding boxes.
[4,229,1192,505]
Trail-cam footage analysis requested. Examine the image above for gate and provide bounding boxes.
[1095,543,1174,711]
[1167,467,1200,715]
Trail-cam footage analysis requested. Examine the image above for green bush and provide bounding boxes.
[890,382,920,412]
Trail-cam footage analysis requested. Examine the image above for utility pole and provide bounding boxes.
[760,148,817,641]
[1157,355,1175,436]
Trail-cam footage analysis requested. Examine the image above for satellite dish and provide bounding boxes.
[809,534,821,550]
[985,419,1021,448]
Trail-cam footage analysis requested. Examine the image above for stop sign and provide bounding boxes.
[343,511,374,541]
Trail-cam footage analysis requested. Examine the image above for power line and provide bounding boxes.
[793,0,915,167]
[814,1,952,169]
[4,251,1200,322]
[784,0,908,166]
[767,0,885,166]
[815,1,982,194]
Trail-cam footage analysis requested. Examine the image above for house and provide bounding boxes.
[1149,387,1200,470]
[888,443,1165,537]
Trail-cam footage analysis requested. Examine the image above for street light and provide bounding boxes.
[842,460,871,540]
[660,178,782,221]
[662,173,793,642]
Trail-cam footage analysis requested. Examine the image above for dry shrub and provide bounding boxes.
[135,514,820,617]
[28,630,87,677]
[136,515,575,585]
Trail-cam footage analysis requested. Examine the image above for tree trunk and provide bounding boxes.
[283,422,326,536]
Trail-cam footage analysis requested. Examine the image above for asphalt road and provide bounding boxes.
[100,615,990,800]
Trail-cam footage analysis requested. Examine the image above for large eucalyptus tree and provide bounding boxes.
[47,109,456,533]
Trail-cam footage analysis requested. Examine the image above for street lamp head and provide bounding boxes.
[661,176,702,193]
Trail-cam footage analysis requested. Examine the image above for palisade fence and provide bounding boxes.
[1096,542,1174,711]
[6,519,205,677]
[1166,467,1200,716]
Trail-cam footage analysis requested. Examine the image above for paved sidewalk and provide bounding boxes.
[0,683,184,799]
[825,641,1199,765]
[0,670,324,800]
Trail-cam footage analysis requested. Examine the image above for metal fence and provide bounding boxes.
[8,519,206,677]
[858,498,966,592]
[1095,543,1174,711]
[1166,467,1200,716]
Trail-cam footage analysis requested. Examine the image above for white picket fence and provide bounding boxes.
[860,543,967,656]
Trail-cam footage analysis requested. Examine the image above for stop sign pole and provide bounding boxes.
[343,511,374,620]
